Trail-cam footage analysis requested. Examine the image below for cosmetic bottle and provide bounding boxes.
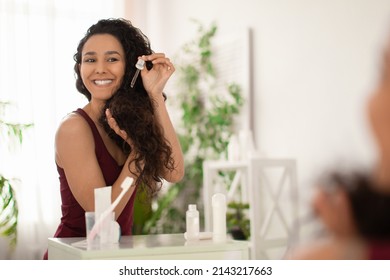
[185,204,200,241]
[212,193,227,242]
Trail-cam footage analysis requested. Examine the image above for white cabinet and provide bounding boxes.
[203,156,299,259]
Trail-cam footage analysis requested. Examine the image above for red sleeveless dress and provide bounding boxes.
[43,108,136,259]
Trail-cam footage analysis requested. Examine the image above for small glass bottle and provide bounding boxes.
[186,204,200,241]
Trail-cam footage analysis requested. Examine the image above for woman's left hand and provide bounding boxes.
[139,53,175,98]
[105,108,133,146]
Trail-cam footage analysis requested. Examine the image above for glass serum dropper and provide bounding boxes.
[130,58,145,88]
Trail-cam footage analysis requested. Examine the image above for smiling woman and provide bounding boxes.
[43,18,184,259]
[0,0,126,260]
[79,34,126,101]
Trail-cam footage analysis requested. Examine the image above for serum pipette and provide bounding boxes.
[130,58,145,88]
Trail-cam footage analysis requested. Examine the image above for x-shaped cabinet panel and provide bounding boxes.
[203,157,299,259]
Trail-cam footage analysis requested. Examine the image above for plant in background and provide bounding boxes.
[143,20,244,234]
[0,101,32,247]
[227,201,250,240]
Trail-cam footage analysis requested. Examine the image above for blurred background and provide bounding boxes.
[1,0,390,259]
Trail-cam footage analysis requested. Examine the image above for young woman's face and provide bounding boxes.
[80,34,125,101]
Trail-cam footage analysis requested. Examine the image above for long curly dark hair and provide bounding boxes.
[319,171,390,240]
[73,18,174,198]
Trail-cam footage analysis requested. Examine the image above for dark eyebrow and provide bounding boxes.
[105,51,121,56]
[82,51,122,57]
[83,51,96,57]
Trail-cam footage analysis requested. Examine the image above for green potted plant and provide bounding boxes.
[142,20,244,234]
[0,101,32,247]
[227,201,250,240]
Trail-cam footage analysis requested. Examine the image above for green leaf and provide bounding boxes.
[0,175,18,247]
[0,101,30,247]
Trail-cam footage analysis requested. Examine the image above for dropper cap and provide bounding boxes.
[189,204,197,211]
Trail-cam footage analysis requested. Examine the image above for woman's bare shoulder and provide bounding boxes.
[56,111,91,138]
[55,111,96,167]
[54,111,95,156]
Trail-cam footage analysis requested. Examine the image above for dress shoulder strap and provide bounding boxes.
[74,108,104,147]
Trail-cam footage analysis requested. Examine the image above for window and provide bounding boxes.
[0,0,125,259]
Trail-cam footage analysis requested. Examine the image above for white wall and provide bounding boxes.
[128,0,390,207]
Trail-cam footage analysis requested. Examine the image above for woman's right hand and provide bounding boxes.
[139,53,175,99]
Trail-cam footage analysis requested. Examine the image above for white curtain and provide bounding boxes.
[0,0,125,259]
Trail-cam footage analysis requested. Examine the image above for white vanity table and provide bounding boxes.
[48,233,249,260]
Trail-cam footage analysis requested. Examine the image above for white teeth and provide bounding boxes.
[94,80,112,85]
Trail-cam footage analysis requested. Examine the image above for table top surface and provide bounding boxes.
[48,233,249,257]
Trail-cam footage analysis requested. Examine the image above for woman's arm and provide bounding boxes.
[55,113,137,218]
[140,53,184,182]
[148,93,185,182]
